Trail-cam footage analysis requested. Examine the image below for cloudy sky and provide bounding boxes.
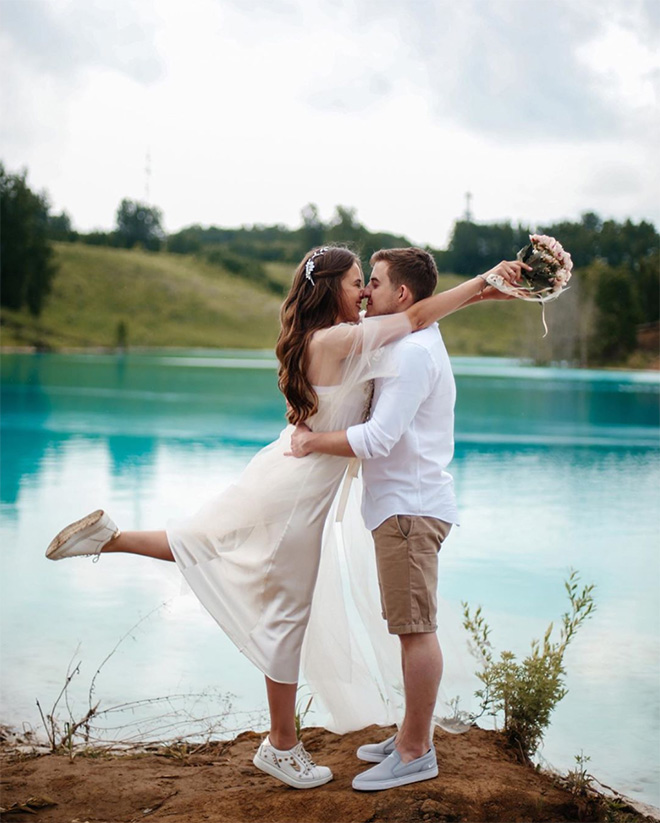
[1,0,658,247]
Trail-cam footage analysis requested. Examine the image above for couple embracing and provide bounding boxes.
[46,246,526,791]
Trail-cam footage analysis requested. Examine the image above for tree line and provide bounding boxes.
[1,162,657,366]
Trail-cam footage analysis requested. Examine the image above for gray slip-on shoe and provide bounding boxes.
[352,747,438,791]
[356,734,397,763]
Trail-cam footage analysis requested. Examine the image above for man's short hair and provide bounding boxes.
[370,247,439,302]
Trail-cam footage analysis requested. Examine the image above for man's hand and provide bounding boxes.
[286,422,315,458]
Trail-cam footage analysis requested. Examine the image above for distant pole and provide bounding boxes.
[464,191,473,222]
[145,149,152,203]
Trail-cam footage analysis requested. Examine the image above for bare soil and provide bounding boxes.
[0,725,654,823]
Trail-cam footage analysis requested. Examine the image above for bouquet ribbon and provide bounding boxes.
[484,272,569,337]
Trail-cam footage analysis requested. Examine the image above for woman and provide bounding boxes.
[46,245,523,789]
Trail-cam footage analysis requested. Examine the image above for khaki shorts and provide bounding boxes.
[372,515,452,635]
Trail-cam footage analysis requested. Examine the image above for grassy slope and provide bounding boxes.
[431,274,532,356]
[1,244,283,349]
[1,244,537,354]
[263,261,295,291]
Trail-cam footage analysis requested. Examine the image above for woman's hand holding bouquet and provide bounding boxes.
[484,234,573,302]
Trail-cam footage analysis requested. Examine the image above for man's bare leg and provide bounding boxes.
[103,531,174,562]
[395,632,443,763]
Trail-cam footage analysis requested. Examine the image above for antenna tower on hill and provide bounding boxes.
[144,149,152,203]
[464,191,473,222]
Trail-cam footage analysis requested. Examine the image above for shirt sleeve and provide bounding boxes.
[346,342,435,460]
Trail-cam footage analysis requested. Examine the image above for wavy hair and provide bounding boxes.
[276,246,360,425]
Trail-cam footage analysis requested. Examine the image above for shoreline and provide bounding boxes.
[2,724,658,823]
[2,344,658,374]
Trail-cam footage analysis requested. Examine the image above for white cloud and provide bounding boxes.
[1,0,164,83]
[0,0,657,246]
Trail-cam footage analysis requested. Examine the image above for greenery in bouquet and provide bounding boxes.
[516,234,573,296]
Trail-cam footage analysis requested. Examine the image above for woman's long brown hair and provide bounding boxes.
[276,246,360,425]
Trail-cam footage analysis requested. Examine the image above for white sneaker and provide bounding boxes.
[252,736,333,789]
[46,510,120,561]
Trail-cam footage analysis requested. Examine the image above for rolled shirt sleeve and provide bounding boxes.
[346,342,435,460]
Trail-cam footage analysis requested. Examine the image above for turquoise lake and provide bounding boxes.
[1,352,659,806]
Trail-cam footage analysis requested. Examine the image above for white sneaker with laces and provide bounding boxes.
[46,510,120,561]
[252,736,333,789]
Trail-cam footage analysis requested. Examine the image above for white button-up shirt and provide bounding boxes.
[346,323,459,531]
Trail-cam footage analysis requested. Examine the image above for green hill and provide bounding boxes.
[1,243,284,349]
[1,243,543,356]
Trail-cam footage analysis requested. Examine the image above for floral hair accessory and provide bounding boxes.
[304,247,330,286]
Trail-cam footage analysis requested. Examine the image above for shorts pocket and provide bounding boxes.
[395,515,413,539]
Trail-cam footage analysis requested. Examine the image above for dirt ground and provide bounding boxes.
[0,725,656,823]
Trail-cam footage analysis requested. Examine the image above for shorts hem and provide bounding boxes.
[388,622,437,636]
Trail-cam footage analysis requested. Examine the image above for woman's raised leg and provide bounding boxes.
[103,531,174,562]
[46,510,174,562]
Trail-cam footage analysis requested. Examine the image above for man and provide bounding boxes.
[289,248,522,791]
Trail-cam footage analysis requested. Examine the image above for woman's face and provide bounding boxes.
[338,262,365,323]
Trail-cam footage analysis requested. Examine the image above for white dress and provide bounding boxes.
[167,315,475,734]
[168,381,374,683]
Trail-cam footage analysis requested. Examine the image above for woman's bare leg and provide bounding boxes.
[105,544,300,748]
[103,531,175,562]
[265,676,298,750]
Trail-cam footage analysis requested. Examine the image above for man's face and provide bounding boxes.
[364,261,402,317]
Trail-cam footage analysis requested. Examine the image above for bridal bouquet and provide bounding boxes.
[484,234,573,336]
[517,233,573,297]
[486,234,573,302]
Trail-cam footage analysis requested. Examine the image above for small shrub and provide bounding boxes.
[565,750,594,796]
[294,689,314,739]
[462,569,595,762]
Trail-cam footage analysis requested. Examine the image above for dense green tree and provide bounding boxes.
[443,220,529,274]
[167,224,203,254]
[115,198,164,251]
[440,214,658,365]
[300,203,324,252]
[81,230,118,247]
[0,164,57,315]
[597,218,658,266]
[636,253,660,325]
[538,215,599,269]
[165,206,413,268]
[591,264,640,362]
[540,213,659,270]
[47,210,77,242]
[539,214,659,328]
[327,205,365,246]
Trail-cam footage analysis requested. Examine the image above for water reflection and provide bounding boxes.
[1,353,659,806]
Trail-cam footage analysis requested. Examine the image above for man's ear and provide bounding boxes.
[397,284,413,306]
